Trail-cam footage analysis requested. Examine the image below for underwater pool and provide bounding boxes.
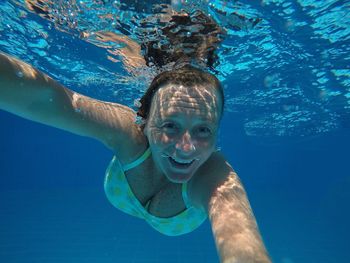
[0,0,349,262]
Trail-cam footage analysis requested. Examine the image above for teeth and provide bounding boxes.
[162,154,197,164]
[171,157,193,164]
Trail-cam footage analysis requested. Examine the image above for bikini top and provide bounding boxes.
[104,148,207,236]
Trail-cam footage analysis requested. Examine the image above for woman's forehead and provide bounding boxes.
[150,83,221,120]
[156,83,220,105]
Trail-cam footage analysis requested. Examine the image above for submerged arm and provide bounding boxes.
[209,171,271,262]
[193,153,271,263]
[0,52,144,153]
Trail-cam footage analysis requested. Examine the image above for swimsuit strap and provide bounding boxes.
[181,182,191,208]
[122,147,152,172]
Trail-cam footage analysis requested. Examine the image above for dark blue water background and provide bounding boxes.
[1,0,349,262]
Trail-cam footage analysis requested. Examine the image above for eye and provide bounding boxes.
[195,126,212,138]
[161,122,178,134]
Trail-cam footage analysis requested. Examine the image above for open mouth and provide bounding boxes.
[168,156,195,169]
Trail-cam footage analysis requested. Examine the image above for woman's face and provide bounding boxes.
[143,83,222,183]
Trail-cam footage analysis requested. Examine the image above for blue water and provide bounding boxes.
[1,0,349,262]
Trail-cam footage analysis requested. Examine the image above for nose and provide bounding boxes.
[175,131,196,154]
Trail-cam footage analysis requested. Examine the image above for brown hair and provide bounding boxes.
[137,65,224,120]
[142,10,225,69]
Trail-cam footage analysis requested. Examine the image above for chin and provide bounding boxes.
[167,177,191,184]
[165,169,195,184]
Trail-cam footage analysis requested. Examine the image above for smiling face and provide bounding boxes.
[143,83,222,183]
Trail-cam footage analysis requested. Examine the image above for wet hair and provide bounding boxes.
[137,65,224,120]
[141,10,225,69]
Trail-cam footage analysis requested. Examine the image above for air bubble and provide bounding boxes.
[134,99,141,107]
[134,115,145,125]
[16,71,24,78]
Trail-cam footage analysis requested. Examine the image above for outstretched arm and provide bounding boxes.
[0,52,144,155]
[192,153,271,263]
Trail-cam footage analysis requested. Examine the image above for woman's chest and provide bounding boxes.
[124,163,187,218]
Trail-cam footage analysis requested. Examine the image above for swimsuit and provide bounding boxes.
[104,148,207,236]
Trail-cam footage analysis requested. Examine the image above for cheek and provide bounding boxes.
[158,132,176,147]
[148,129,172,146]
[198,135,216,146]
[197,138,217,153]
[160,134,172,144]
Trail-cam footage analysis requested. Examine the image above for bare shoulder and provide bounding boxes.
[188,151,243,211]
[70,92,147,156]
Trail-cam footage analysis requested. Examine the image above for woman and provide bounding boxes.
[0,6,270,263]
[0,51,271,263]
